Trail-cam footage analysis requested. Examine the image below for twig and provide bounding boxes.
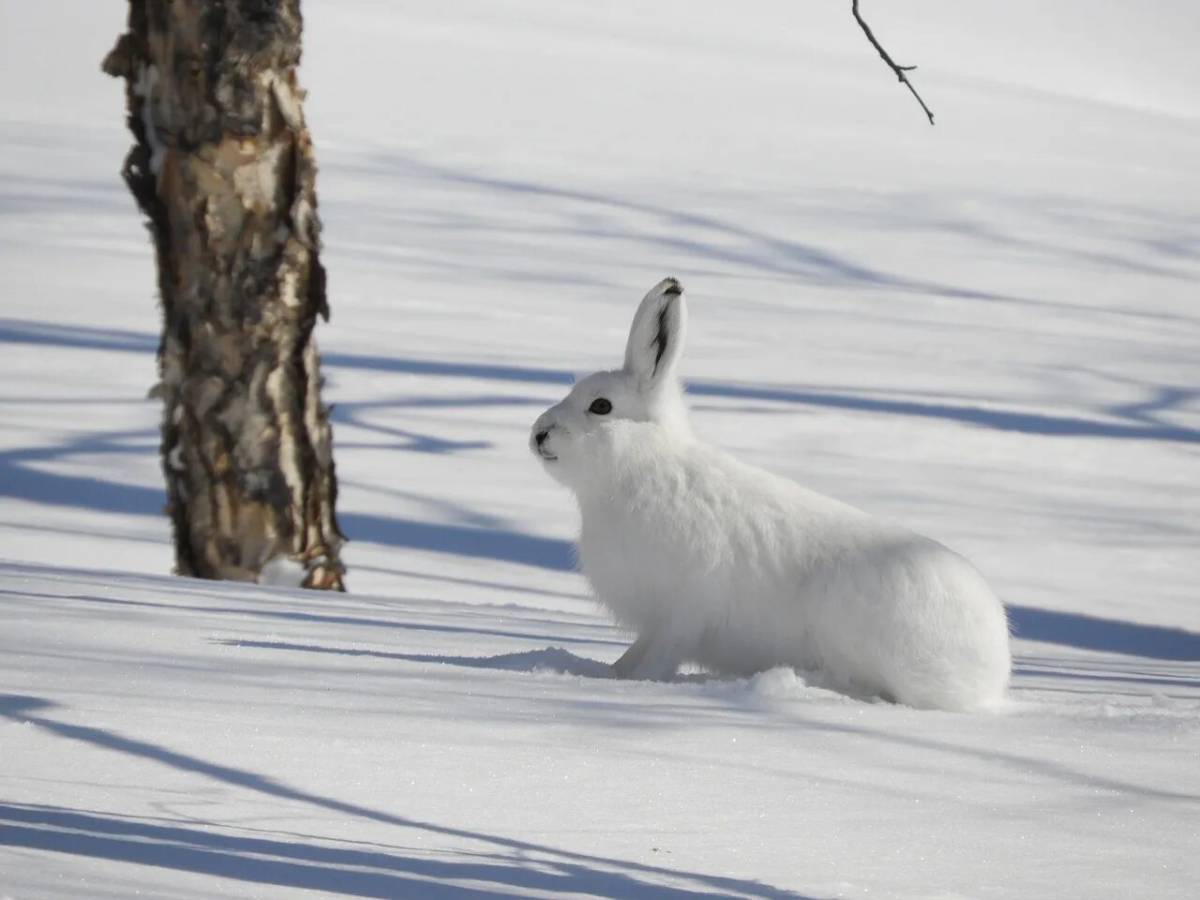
[851,0,935,125]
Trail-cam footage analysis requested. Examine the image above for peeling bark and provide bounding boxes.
[104,0,345,590]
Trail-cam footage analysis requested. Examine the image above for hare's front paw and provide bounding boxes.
[612,632,681,681]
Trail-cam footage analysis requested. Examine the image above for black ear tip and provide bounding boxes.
[661,278,683,297]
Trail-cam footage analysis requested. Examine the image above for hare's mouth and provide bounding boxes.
[538,449,558,462]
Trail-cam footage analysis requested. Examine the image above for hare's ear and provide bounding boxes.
[624,277,687,389]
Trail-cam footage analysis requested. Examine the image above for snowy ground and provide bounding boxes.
[1,1,1198,897]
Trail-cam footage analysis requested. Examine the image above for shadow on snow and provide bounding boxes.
[2,320,1198,660]
[2,317,1198,443]
[216,638,616,678]
[1008,605,1200,662]
[0,695,808,900]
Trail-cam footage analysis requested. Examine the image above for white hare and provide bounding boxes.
[531,278,1011,710]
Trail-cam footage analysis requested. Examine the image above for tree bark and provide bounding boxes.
[103,0,345,590]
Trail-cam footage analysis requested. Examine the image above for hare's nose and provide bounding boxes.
[535,430,549,447]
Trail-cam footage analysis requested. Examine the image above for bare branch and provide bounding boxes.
[851,0,935,125]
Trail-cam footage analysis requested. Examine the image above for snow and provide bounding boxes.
[1,0,1198,897]
[2,563,1197,898]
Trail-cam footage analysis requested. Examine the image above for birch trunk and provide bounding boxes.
[103,0,345,590]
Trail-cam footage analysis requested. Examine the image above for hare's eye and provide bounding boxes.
[588,397,613,415]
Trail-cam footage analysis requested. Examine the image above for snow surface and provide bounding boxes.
[1,1,1199,897]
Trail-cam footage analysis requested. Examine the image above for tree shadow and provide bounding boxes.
[216,638,616,678]
[332,153,1200,326]
[0,173,131,218]
[0,428,164,516]
[0,423,573,571]
[3,317,1196,443]
[0,801,802,899]
[808,189,1200,287]
[337,154,1027,306]
[3,588,619,648]
[330,395,546,455]
[0,318,157,354]
[340,513,573,571]
[352,562,590,602]
[0,410,1195,665]
[755,703,1199,805]
[1012,658,1200,692]
[1009,605,1200,661]
[0,696,808,899]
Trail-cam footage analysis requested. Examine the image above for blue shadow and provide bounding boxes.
[1009,605,1200,661]
[218,639,615,677]
[0,696,807,900]
[0,423,571,572]
[8,589,611,647]
[341,513,572,571]
[2,317,1196,443]
[1,801,789,899]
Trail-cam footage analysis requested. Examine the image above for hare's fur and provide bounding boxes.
[531,279,1011,710]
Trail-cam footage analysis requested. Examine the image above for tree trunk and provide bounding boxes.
[103,0,345,590]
